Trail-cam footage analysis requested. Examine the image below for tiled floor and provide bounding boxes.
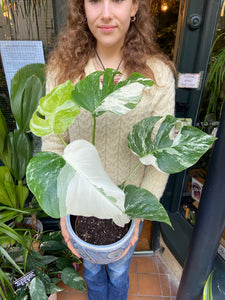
[57,253,179,300]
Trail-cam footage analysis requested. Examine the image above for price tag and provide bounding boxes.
[13,270,36,290]
[177,72,202,89]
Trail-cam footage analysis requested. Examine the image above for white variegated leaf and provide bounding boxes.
[60,140,130,227]
[128,115,216,173]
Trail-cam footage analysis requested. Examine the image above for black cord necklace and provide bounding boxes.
[94,49,123,71]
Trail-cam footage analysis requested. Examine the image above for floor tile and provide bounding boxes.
[129,272,139,295]
[160,274,171,296]
[138,273,162,296]
[129,256,137,273]
[128,296,139,300]
[139,297,163,300]
[136,255,158,274]
[67,293,88,300]
[57,292,67,300]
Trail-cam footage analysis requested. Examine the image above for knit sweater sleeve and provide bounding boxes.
[140,61,175,199]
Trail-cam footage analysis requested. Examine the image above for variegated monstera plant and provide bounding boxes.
[26,69,216,228]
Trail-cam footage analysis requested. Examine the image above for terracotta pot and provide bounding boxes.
[66,215,135,264]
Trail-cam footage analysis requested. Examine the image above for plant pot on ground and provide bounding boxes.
[26,68,216,264]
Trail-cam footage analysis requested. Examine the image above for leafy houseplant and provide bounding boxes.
[0,226,85,299]
[0,63,45,212]
[26,68,216,263]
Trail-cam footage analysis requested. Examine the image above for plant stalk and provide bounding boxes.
[57,134,67,147]
[92,117,96,145]
[122,162,142,186]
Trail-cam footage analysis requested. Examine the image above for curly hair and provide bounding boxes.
[47,0,175,85]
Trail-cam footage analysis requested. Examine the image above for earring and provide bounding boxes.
[130,16,136,22]
[84,17,87,23]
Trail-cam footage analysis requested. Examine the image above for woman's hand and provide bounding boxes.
[116,219,141,261]
[60,216,81,258]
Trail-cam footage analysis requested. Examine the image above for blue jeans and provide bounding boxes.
[83,221,143,300]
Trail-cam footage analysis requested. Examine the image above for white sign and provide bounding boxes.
[177,72,201,89]
[0,40,45,94]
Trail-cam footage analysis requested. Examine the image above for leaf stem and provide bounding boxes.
[92,117,96,145]
[122,162,142,186]
[57,134,67,147]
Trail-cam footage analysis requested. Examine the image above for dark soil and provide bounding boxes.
[73,216,130,245]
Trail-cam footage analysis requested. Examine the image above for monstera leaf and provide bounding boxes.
[59,140,130,227]
[30,80,80,137]
[72,68,154,117]
[26,139,172,227]
[26,152,66,218]
[124,185,171,226]
[128,115,216,173]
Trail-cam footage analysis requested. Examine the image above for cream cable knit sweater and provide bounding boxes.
[42,57,175,200]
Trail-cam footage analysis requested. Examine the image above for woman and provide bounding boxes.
[42,0,175,298]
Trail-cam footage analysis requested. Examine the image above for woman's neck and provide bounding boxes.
[94,46,124,71]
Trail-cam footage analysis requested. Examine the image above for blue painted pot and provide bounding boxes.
[66,215,135,264]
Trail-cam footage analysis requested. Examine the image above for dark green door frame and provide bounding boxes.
[160,0,225,298]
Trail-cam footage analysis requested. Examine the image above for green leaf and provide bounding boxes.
[9,130,32,180]
[0,246,25,276]
[46,283,63,295]
[124,185,172,226]
[56,257,74,270]
[128,115,216,173]
[0,166,17,208]
[0,135,12,170]
[0,108,8,154]
[30,80,80,136]
[15,183,29,209]
[72,68,154,117]
[10,63,45,132]
[41,231,63,242]
[26,152,66,218]
[203,271,214,300]
[61,267,86,292]
[29,277,48,300]
[40,240,67,251]
[0,222,29,249]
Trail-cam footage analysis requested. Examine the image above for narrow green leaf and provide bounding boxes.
[29,277,48,300]
[0,108,8,154]
[10,63,45,132]
[61,267,86,292]
[15,183,29,209]
[0,166,17,208]
[203,271,214,300]
[0,222,29,249]
[30,80,80,136]
[124,185,172,226]
[9,130,32,180]
[0,246,25,276]
[27,152,66,218]
[0,135,12,170]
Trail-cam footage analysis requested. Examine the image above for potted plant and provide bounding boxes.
[0,63,45,225]
[0,224,85,299]
[26,68,216,264]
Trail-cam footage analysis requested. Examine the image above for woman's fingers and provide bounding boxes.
[60,216,81,258]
